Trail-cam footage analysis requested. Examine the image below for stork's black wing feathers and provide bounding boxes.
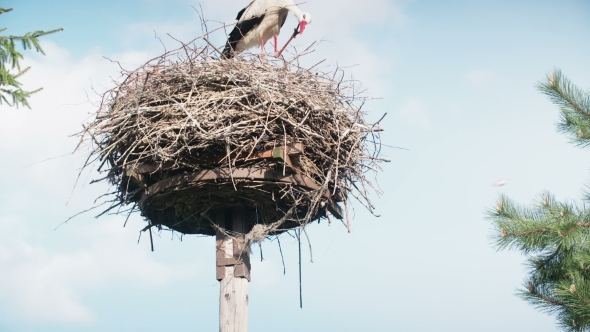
[222,12,265,59]
[279,10,288,29]
[235,0,256,20]
[236,6,247,20]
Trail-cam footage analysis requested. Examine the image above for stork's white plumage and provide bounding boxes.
[222,0,312,61]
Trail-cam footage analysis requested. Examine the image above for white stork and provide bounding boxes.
[222,0,312,61]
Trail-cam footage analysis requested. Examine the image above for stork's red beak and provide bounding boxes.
[299,20,307,34]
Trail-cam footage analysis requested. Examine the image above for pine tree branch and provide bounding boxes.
[560,223,590,237]
[502,227,551,238]
[561,226,577,237]
[0,7,62,109]
[490,71,590,330]
[539,70,590,119]
[5,28,65,40]
[528,281,567,306]
[572,288,590,308]
[538,70,590,147]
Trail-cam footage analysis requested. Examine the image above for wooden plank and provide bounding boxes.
[219,265,248,332]
[215,226,226,281]
[287,142,304,155]
[133,161,175,174]
[215,210,251,280]
[232,211,251,280]
[270,147,296,170]
[124,168,147,189]
[218,208,249,332]
[132,143,305,174]
[217,257,244,266]
[139,166,322,206]
[139,166,344,220]
[272,147,283,159]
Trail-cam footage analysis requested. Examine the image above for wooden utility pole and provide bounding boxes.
[216,209,251,332]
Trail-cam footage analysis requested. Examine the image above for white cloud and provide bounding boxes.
[293,0,405,97]
[203,0,409,30]
[396,98,431,129]
[123,20,202,49]
[0,2,410,321]
[0,216,200,323]
[306,0,408,28]
[120,0,406,98]
[0,43,201,324]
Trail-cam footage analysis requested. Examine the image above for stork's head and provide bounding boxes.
[299,12,312,34]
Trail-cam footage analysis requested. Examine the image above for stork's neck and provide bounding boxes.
[287,5,305,22]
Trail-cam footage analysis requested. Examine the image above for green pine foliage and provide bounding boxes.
[0,7,63,108]
[541,71,590,148]
[488,70,590,331]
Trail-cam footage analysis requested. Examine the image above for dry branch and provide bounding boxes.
[75,35,386,243]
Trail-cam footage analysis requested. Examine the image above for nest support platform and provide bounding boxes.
[130,144,343,236]
[79,43,385,247]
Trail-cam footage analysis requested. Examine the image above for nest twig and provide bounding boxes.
[74,34,387,242]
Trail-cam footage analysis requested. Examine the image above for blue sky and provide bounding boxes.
[1,0,590,331]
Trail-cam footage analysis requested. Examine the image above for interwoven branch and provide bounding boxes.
[75,37,386,241]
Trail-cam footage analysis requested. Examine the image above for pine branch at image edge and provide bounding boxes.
[488,70,590,331]
[0,7,63,108]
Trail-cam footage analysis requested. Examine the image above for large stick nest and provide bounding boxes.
[77,39,386,240]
